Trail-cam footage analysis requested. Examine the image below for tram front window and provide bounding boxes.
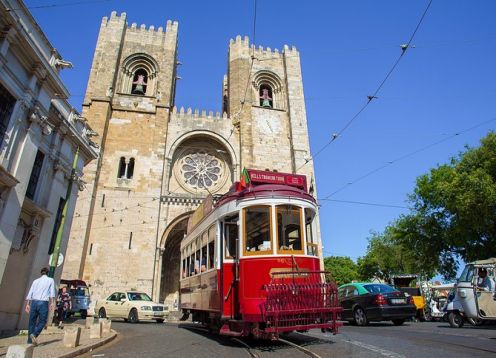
[276,205,303,253]
[244,206,272,254]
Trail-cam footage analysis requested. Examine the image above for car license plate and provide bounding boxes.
[391,298,406,304]
[153,312,162,316]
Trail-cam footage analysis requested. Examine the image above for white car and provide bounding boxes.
[95,291,168,323]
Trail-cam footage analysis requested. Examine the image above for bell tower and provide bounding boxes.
[63,11,179,297]
[227,36,312,180]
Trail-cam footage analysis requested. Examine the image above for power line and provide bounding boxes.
[319,198,408,209]
[298,0,433,171]
[7,0,111,11]
[321,117,496,200]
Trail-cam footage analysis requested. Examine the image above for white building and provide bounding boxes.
[0,0,98,331]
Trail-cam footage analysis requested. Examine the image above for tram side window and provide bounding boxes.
[244,206,272,254]
[208,225,215,269]
[182,256,187,278]
[276,205,303,253]
[224,222,238,259]
[305,209,318,256]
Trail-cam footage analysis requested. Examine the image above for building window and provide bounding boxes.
[117,157,135,180]
[0,84,16,146]
[131,69,148,95]
[253,71,286,110]
[48,198,65,254]
[26,150,45,200]
[120,53,158,97]
[259,84,273,108]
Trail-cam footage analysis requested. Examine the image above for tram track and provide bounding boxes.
[231,337,262,358]
[276,337,323,358]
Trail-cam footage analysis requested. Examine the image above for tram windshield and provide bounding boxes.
[276,205,303,253]
[244,206,272,254]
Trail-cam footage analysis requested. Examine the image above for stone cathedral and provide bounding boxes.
[63,11,321,308]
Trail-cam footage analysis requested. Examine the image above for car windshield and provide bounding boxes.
[127,292,152,301]
[71,287,89,296]
[363,284,397,294]
[458,264,474,283]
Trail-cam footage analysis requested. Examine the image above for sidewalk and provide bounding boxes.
[0,324,116,358]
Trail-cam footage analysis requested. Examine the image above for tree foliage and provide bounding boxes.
[356,228,436,282]
[393,131,496,278]
[324,256,359,286]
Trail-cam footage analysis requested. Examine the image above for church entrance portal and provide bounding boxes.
[159,216,189,310]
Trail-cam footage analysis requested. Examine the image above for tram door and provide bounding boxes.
[224,221,240,319]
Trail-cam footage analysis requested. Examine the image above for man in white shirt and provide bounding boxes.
[25,267,56,346]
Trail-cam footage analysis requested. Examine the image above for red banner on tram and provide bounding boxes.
[247,169,307,192]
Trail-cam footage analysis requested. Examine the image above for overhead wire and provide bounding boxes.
[320,117,496,200]
[298,0,434,171]
[7,0,112,11]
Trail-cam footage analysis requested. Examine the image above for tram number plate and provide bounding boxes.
[391,298,406,304]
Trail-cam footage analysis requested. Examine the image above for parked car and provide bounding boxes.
[95,291,168,323]
[338,283,416,326]
[59,279,91,319]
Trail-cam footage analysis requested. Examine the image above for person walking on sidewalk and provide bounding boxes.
[24,267,56,346]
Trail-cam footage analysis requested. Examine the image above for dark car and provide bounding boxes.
[338,283,416,326]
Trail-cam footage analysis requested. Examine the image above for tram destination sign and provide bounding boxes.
[248,169,307,191]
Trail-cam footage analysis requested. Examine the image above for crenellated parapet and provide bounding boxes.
[228,35,299,61]
[172,106,229,121]
[101,10,127,27]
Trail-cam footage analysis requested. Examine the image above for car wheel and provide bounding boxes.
[467,317,484,326]
[98,308,106,319]
[155,319,164,323]
[80,310,88,319]
[392,319,405,326]
[448,312,464,328]
[128,308,139,323]
[354,307,368,326]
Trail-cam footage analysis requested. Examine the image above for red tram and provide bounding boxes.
[179,169,342,339]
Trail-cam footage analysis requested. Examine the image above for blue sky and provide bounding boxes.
[26,0,495,263]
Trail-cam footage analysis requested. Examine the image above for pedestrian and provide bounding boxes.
[56,286,71,326]
[24,267,56,346]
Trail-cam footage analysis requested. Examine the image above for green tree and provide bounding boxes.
[355,228,434,282]
[324,256,359,286]
[395,131,496,278]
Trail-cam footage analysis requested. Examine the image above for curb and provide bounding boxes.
[56,330,117,358]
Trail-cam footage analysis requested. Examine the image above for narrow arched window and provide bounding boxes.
[118,157,126,178]
[127,158,135,179]
[259,84,273,108]
[131,69,148,95]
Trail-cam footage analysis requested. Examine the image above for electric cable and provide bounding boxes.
[298,0,434,171]
[320,117,496,200]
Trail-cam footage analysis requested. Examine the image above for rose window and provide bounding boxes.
[180,152,223,189]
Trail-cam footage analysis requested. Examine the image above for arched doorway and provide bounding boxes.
[159,215,190,310]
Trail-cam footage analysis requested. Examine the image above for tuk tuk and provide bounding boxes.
[456,258,496,323]
[390,274,426,320]
[423,282,453,321]
[59,279,91,318]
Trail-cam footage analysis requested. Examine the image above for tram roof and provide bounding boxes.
[216,183,316,207]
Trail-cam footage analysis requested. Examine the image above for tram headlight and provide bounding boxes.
[140,306,152,310]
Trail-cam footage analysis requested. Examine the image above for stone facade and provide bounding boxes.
[63,11,321,308]
[0,1,98,331]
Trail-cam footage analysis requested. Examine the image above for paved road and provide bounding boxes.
[81,320,496,358]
